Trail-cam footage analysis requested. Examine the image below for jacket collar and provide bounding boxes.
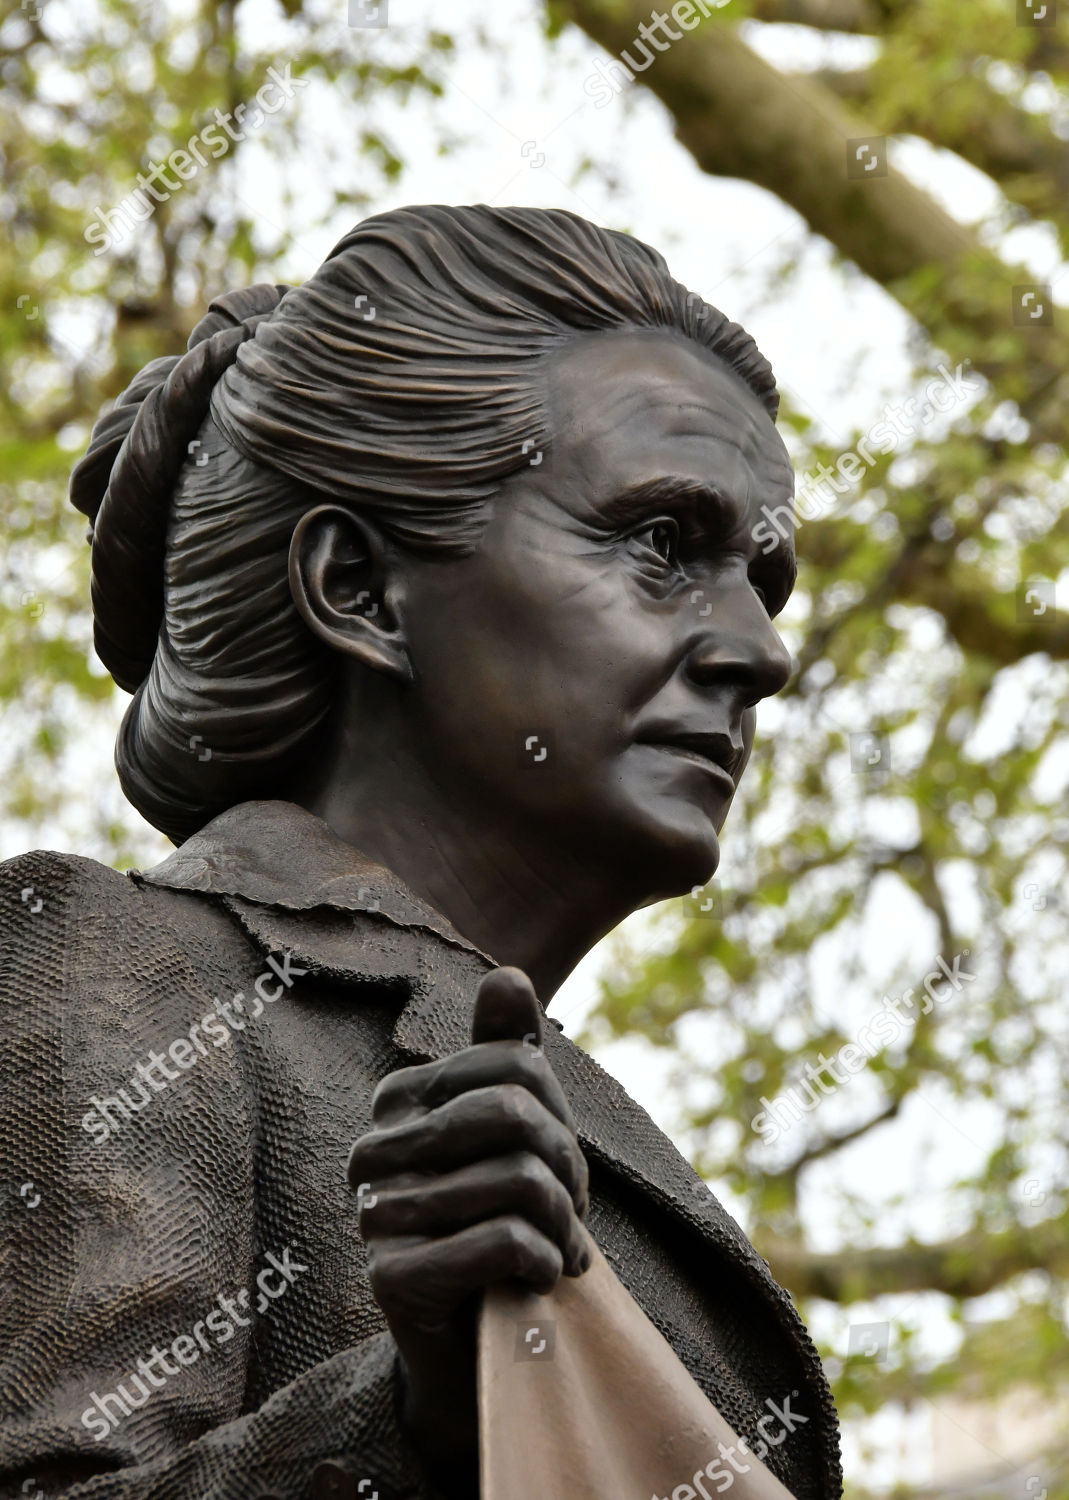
[134,801,782,1293]
[136,799,494,960]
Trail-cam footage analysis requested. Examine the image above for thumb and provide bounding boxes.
[471,966,543,1050]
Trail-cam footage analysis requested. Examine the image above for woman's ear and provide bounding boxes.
[288,504,413,682]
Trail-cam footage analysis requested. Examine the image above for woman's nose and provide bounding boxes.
[683,596,793,703]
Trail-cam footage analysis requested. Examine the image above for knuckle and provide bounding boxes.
[497,1215,554,1279]
[509,1045,541,1084]
[499,1214,532,1258]
[497,1082,537,1129]
[371,1067,414,1121]
[514,1152,550,1194]
[370,1073,397,1116]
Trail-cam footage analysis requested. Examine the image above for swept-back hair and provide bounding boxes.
[70,204,780,844]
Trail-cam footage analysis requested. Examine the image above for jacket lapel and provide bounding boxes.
[221,897,775,1300]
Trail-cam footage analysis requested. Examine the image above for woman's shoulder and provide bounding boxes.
[0,844,134,924]
[0,843,221,983]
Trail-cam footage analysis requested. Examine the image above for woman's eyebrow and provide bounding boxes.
[598,476,730,528]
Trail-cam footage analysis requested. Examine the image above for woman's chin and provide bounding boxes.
[618,801,723,905]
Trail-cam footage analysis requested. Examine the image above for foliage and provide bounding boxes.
[0,0,452,861]
[561,0,1069,1490]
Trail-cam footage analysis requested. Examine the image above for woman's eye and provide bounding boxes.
[634,520,679,566]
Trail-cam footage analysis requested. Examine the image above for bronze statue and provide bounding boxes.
[0,205,840,1499]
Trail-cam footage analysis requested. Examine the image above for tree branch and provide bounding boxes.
[759,837,951,1188]
[759,1206,1069,1300]
[559,0,1069,443]
[748,0,882,29]
[763,1098,901,1187]
[810,64,1069,234]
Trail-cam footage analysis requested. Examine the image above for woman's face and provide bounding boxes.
[387,330,796,907]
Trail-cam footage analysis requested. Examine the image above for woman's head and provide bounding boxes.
[71,203,788,850]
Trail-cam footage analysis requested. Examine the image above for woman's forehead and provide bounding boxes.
[540,330,792,493]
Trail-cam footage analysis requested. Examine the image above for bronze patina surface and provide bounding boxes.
[0,205,838,1499]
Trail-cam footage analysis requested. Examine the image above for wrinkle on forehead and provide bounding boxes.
[543,329,787,475]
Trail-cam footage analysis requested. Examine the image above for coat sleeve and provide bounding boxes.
[0,851,441,1500]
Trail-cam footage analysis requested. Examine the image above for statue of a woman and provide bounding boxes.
[0,205,839,1500]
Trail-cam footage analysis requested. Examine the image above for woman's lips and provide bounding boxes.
[639,741,737,796]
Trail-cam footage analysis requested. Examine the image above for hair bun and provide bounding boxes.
[69,284,290,692]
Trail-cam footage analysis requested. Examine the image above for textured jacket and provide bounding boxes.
[0,800,842,1500]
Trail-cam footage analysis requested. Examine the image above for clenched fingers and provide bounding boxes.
[369,1214,580,1330]
[349,1083,588,1216]
[370,1039,575,1134]
[357,1151,590,1277]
